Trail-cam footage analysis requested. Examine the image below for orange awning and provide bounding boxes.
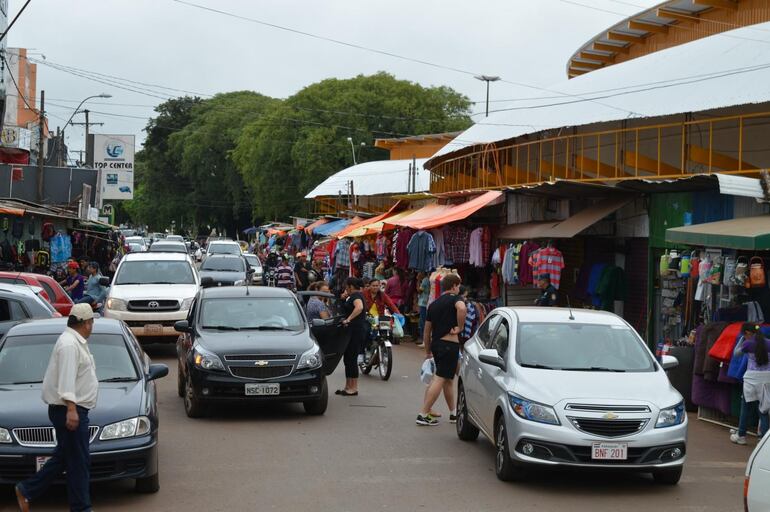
[335,202,403,238]
[408,191,504,230]
[0,207,25,216]
[384,203,453,230]
[304,218,330,234]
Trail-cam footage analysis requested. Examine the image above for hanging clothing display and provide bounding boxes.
[517,241,540,286]
[528,245,566,289]
[430,229,446,268]
[469,228,484,267]
[406,230,436,272]
[394,228,415,269]
[334,239,351,269]
[443,226,470,264]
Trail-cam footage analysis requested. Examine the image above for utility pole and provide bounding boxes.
[412,155,417,193]
[71,109,104,166]
[37,90,45,202]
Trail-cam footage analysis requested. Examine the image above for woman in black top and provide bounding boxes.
[338,277,366,396]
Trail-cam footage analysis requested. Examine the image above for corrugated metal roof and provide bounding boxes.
[304,158,430,198]
[429,21,770,166]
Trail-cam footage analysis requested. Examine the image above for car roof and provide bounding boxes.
[208,240,240,246]
[203,253,244,259]
[201,285,294,299]
[502,307,628,326]
[122,252,190,262]
[0,283,43,299]
[6,317,126,337]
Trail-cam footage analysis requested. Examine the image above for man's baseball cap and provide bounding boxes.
[70,303,94,321]
[67,261,79,270]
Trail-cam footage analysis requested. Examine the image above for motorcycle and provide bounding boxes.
[359,314,394,380]
[265,268,277,287]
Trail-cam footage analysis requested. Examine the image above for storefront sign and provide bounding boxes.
[94,134,134,200]
[0,126,32,151]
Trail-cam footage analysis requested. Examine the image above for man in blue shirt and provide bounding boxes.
[76,262,108,307]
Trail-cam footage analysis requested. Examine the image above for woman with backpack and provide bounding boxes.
[730,323,770,445]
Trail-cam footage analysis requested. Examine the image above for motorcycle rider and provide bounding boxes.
[263,249,280,286]
[364,278,400,317]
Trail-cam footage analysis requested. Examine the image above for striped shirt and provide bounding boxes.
[529,247,565,289]
[275,264,295,289]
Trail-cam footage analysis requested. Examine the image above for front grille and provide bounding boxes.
[229,365,293,380]
[125,320,178,328]
[127,299,179,312]
[565,403,651,413]
[224,354,297,361]
[13,426,99,447]
[569,418,647,438]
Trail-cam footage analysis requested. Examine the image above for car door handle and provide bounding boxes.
[477,367,483,379]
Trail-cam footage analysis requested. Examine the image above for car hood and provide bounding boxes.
[199,270,246,282]
[109,284,199,301]
[0,382,145,428]
[513,367,682,409]
[198,329,313,355]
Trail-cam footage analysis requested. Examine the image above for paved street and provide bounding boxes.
[0,341,753,512]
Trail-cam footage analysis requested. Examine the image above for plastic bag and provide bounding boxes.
[420,358,435,385]
[392,313,405,338]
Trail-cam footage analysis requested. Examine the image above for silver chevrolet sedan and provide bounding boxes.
[456,307,687,485]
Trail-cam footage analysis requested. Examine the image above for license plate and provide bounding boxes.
[245,383,280,396]
[36,456,51,471]
[144,324,163,335]
[591,442,628,460]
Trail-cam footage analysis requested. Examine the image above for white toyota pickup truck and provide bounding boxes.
[103,252,199,342]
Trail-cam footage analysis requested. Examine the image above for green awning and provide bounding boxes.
[665,216,770,250]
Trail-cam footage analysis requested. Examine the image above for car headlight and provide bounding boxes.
[99,416,151,440]
[509,393,560,425]
[656,402,686,428]
[181,297,194,310]
[106,297,127,311]
[297,344,323,370]
[0,427,11,443]
[193,346,225,371]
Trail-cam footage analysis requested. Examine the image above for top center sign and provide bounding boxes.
[94,134,135,200]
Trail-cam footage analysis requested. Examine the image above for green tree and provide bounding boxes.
[232,72,472,220]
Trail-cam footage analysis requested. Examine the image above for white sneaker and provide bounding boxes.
[730,433,748,445]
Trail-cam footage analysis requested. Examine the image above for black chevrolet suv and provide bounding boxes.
[175,286,349,417]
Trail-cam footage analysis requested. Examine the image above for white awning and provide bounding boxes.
[305,158,430,198]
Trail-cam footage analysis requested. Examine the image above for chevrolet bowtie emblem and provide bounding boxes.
[254,360,269,367]
[603,412,619,420]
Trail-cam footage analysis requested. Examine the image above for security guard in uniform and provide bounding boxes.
[535,274,558,306]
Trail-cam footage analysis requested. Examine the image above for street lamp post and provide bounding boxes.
[474,75,500,117]
[345,137,366,165]
[60,93,112,166]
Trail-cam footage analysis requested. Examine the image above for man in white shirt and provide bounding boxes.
[16,303,97,512]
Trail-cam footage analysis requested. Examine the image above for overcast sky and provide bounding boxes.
[6,0,660,159]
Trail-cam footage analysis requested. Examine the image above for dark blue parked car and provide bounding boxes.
[0,318,168,493]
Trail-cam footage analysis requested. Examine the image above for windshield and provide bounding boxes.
[0,333,138,384]
[115,260,196,285]
[166,235,184,242]
[516,322,655,373]
[208,243,241,255]
[201,257,245,272]
[199,297,304,330]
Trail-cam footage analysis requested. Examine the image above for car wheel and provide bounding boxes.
[495,416,525,482]
[176,362,185,398]
[135,472,159,493]
[184,375,206,418]
[303,377,328,415]
[456,383,479,441]
[652,466,683,485]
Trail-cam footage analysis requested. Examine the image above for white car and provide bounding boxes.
[103,252,199,342]
[745,433,770,510]
[205,240,242,259]
[125,236,148,252]
[457,307,687,485]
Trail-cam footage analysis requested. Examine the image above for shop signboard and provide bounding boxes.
[0,126,31,151]
[94,134,134,200]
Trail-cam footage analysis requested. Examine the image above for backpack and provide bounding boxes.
[750,256,766,288]
[733,256,749,287]
[11,218,23,239]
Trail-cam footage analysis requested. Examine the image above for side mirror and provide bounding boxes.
[147,363,169,381]
[174,320,191,333]
[247,267,256,276]
[98,276,111,286]
[479,348,506,371]
[661,355,679,371]
[311,318,328,328]
[200,277,214,288]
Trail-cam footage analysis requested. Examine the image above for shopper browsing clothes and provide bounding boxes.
[730,323,770,445]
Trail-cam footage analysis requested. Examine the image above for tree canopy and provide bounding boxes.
[124,73,472,233]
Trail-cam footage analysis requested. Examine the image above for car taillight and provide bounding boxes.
[744,476,750,512]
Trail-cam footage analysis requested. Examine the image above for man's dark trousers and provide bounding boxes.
[18,404,92,511]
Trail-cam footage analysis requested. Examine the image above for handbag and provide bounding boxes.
[750,256,766,288]
[707,256,723,285]
[723,256,736,286]
[659,251,671,277]
[680,253,692,277]
[733,256,749,287]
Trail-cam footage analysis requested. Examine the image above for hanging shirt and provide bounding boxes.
[430,229,446,268]
[443,226,470,264]
[394,228,415,269]
[468,228,485,267]
[406,230,436,272]
[529,246,566,289]
[517,242,540,286]
[334,239,351,269]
